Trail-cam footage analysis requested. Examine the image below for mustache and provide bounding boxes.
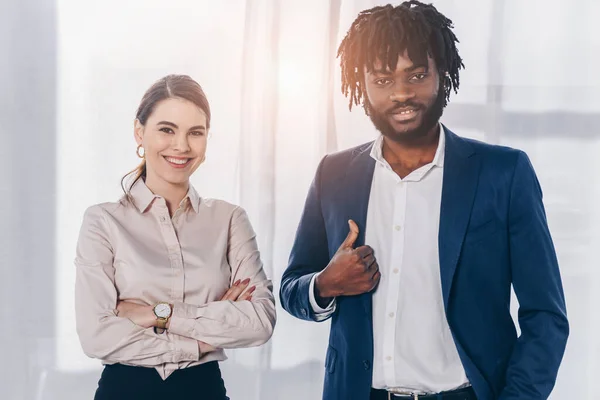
[385,102,422,114]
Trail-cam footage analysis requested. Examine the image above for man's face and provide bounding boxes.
[363,50,445,143]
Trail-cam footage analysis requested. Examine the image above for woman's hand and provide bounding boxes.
[116,301,156,329]
[198,340,217,355]
[117,279,255,355]
[220,278,256,301]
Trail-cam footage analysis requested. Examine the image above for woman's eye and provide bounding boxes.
[159,127,174,134]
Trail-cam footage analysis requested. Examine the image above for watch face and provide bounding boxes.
[154,303,171,318]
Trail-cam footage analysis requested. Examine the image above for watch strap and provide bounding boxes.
[156,317,168,330]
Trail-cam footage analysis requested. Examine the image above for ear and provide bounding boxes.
[134,119,144,146]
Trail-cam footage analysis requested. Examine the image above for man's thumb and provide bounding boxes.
[339,219,359,250]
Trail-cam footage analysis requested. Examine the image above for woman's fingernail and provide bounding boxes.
[249,286,256,292]
[234,279,241,285]
[243,278,251,284]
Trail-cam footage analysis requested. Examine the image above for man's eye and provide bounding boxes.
[410,73,427,82]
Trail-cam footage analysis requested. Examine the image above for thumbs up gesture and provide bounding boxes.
[314,220,381,304]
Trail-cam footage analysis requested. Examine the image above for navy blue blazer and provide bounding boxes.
[279,127,569,400]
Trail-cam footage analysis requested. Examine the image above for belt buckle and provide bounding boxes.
[387,393,419,400]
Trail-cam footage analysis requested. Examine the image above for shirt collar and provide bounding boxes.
[369,124,446,168]
[129,178,200,214]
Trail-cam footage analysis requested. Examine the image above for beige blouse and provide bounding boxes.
[74,179,276,379]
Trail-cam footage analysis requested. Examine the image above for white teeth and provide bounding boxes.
[165,157,189,165]
[399,109,414,115]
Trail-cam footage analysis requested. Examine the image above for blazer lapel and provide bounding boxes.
[342,143,376,315]
[339,129,479,314]
[438,128,480,310]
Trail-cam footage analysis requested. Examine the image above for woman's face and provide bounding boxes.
[135,97,208,188]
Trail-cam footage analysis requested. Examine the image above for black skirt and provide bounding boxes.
[94,361,229,400]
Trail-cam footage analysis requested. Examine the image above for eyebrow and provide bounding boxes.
[372,64,428,74]
[157,121,206,131]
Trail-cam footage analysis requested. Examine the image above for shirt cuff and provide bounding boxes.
[168,302,199,339]
[142,326,199,363]
[175,334,200,362]
[309,272,336,315]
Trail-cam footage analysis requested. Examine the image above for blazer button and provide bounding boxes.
[301,309,307,317]
[363,360,371,370]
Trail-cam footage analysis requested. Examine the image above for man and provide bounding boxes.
[279,2,569,400]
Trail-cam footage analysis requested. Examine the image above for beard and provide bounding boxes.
[366,84,446,144]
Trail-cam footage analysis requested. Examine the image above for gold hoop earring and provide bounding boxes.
[136,144,145,158]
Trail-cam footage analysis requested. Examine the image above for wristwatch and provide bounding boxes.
[153,302,172,334]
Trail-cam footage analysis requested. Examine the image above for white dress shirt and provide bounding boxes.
[309,126,469,393]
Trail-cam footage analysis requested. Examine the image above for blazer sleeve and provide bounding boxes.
[279,155,334,322]
[499,151,569,399]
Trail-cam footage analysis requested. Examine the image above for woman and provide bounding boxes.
[74,74,276,399]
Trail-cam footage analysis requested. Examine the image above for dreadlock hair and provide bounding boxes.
[337,1,464,111]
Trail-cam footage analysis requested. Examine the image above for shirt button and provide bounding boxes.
[393,268,399,274]
[394,225,401,231]
[389,312,395,318]
[386,356,392,361]
[301,309,307,317]
[362,360,371,370]
[160,216,167,222]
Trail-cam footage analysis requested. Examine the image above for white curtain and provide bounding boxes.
[1,0,598,399]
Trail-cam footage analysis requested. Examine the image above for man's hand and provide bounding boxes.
[315,220,380,305]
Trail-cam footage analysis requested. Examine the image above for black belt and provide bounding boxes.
[370,386,476,400]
